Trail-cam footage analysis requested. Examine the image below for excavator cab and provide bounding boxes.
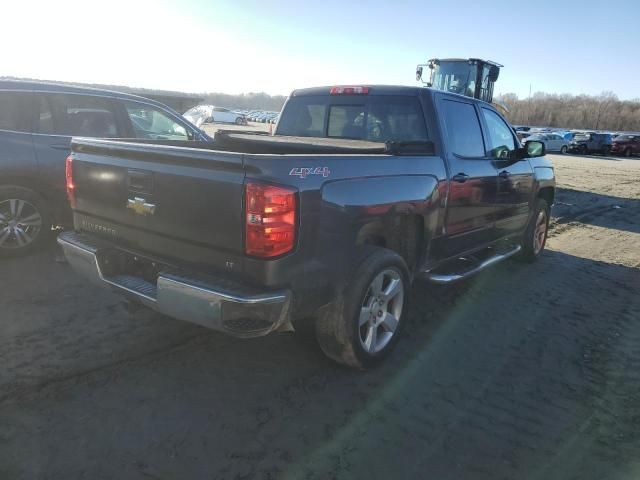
[416,58,502,104]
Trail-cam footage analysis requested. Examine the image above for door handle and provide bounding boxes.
[498,170,510,179]
[452,173,469,183]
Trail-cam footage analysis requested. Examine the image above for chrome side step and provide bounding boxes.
[423,245,522,284]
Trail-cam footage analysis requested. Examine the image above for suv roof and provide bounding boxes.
[0,79,174,111]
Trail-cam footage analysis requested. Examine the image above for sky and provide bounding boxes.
[3,0,639,99]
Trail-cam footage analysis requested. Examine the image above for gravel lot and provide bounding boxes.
[1,154,639,480]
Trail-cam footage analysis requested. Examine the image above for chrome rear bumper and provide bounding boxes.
[57,231,292,338]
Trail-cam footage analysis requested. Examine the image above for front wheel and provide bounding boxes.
[235,117,244,125]
[0,185,51,258]
[581,145,588,155]
[560,145,568,154]
[625,148,632,158]
[315,247,410,368]
[518,198,550,263]
[602,146,610,156]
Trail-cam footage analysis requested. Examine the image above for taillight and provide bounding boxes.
[329,86,370,95]
[65,155,76,209]
[245,182,297,258]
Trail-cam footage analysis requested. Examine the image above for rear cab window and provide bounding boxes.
[277,94,428,143]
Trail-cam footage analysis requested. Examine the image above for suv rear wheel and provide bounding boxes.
[0,186,51,257]
[315,246,410,368]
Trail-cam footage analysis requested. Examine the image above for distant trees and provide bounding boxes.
[496,92,640,132]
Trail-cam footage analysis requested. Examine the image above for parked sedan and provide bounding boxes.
[183,105,247,127]
[523,133,570,153]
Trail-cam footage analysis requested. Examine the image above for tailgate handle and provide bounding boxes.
[128,169,154,194]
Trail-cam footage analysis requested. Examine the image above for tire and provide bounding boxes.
[560,145,568,154]
[235,117,244,125]
[602,146,610,156]
[625,148,632,158]
[315,246,410,368]
[0,185,52,258]
[581,145,588,155]
[518,198,550,263]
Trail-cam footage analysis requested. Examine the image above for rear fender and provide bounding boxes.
[318,175,441,280]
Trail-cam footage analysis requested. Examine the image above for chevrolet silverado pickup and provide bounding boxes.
[58,85,555,368]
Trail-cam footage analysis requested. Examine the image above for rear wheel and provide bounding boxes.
[518,198,550,263]
[580,145,588,155]
[235,117,244,125]
[315,246,410,368]
[625,148,632,158]
[0,186,51,258]
[560,145,568,154]
[602,146,610,156]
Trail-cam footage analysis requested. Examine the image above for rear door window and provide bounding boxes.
[0,91,33,133]
[277,94,428,143]
[44,94,119,137]
[440,99,485,157]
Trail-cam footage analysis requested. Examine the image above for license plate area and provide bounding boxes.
[97,249,168,285]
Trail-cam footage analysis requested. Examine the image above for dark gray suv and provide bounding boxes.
[0,80,209,257]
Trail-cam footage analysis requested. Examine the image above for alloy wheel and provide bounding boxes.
[533,209,548,255]
[0,199,43,250]
[358,269,404,354]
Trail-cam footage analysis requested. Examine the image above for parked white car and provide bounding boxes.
[523,133,570,154]
[183,105,246,127]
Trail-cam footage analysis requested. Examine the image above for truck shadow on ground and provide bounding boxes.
[2,247,639,480]
[553,187,640,234]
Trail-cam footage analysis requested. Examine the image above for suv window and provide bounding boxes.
[39,94,119,137]
[124,101,189,140]
[481,108,517,158]
[440,99,484,157]
[277,95,428,143]
[0,91,32,133]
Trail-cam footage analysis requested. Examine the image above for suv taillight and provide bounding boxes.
[245,182,297,258]
[65,155,76,209]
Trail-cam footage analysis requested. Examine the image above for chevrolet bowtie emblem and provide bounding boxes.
[127,197,156,216]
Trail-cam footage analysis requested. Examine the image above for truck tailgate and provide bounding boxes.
[70,138,246,267]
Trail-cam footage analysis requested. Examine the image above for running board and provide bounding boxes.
[423,245,522,284]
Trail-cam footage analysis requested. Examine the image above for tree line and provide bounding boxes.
[496,92,640,132]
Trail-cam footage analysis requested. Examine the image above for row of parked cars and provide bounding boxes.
[236,110,280,124]
[516,126,639,157]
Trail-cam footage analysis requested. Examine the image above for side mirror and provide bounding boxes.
[510,140,545,161]
[525,140,545,157]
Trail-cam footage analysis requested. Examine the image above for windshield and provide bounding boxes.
[615,134,635,141]
[431,62,477,97]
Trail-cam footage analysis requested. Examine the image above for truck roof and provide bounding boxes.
[291,85,426,97]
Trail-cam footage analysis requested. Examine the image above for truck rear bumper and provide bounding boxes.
[57,231,292,338]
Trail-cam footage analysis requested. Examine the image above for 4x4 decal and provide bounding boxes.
[289,167,331,178]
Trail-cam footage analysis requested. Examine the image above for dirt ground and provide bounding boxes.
[1,154,639,480]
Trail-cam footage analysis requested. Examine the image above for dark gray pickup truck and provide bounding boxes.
[58,85,554,368]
